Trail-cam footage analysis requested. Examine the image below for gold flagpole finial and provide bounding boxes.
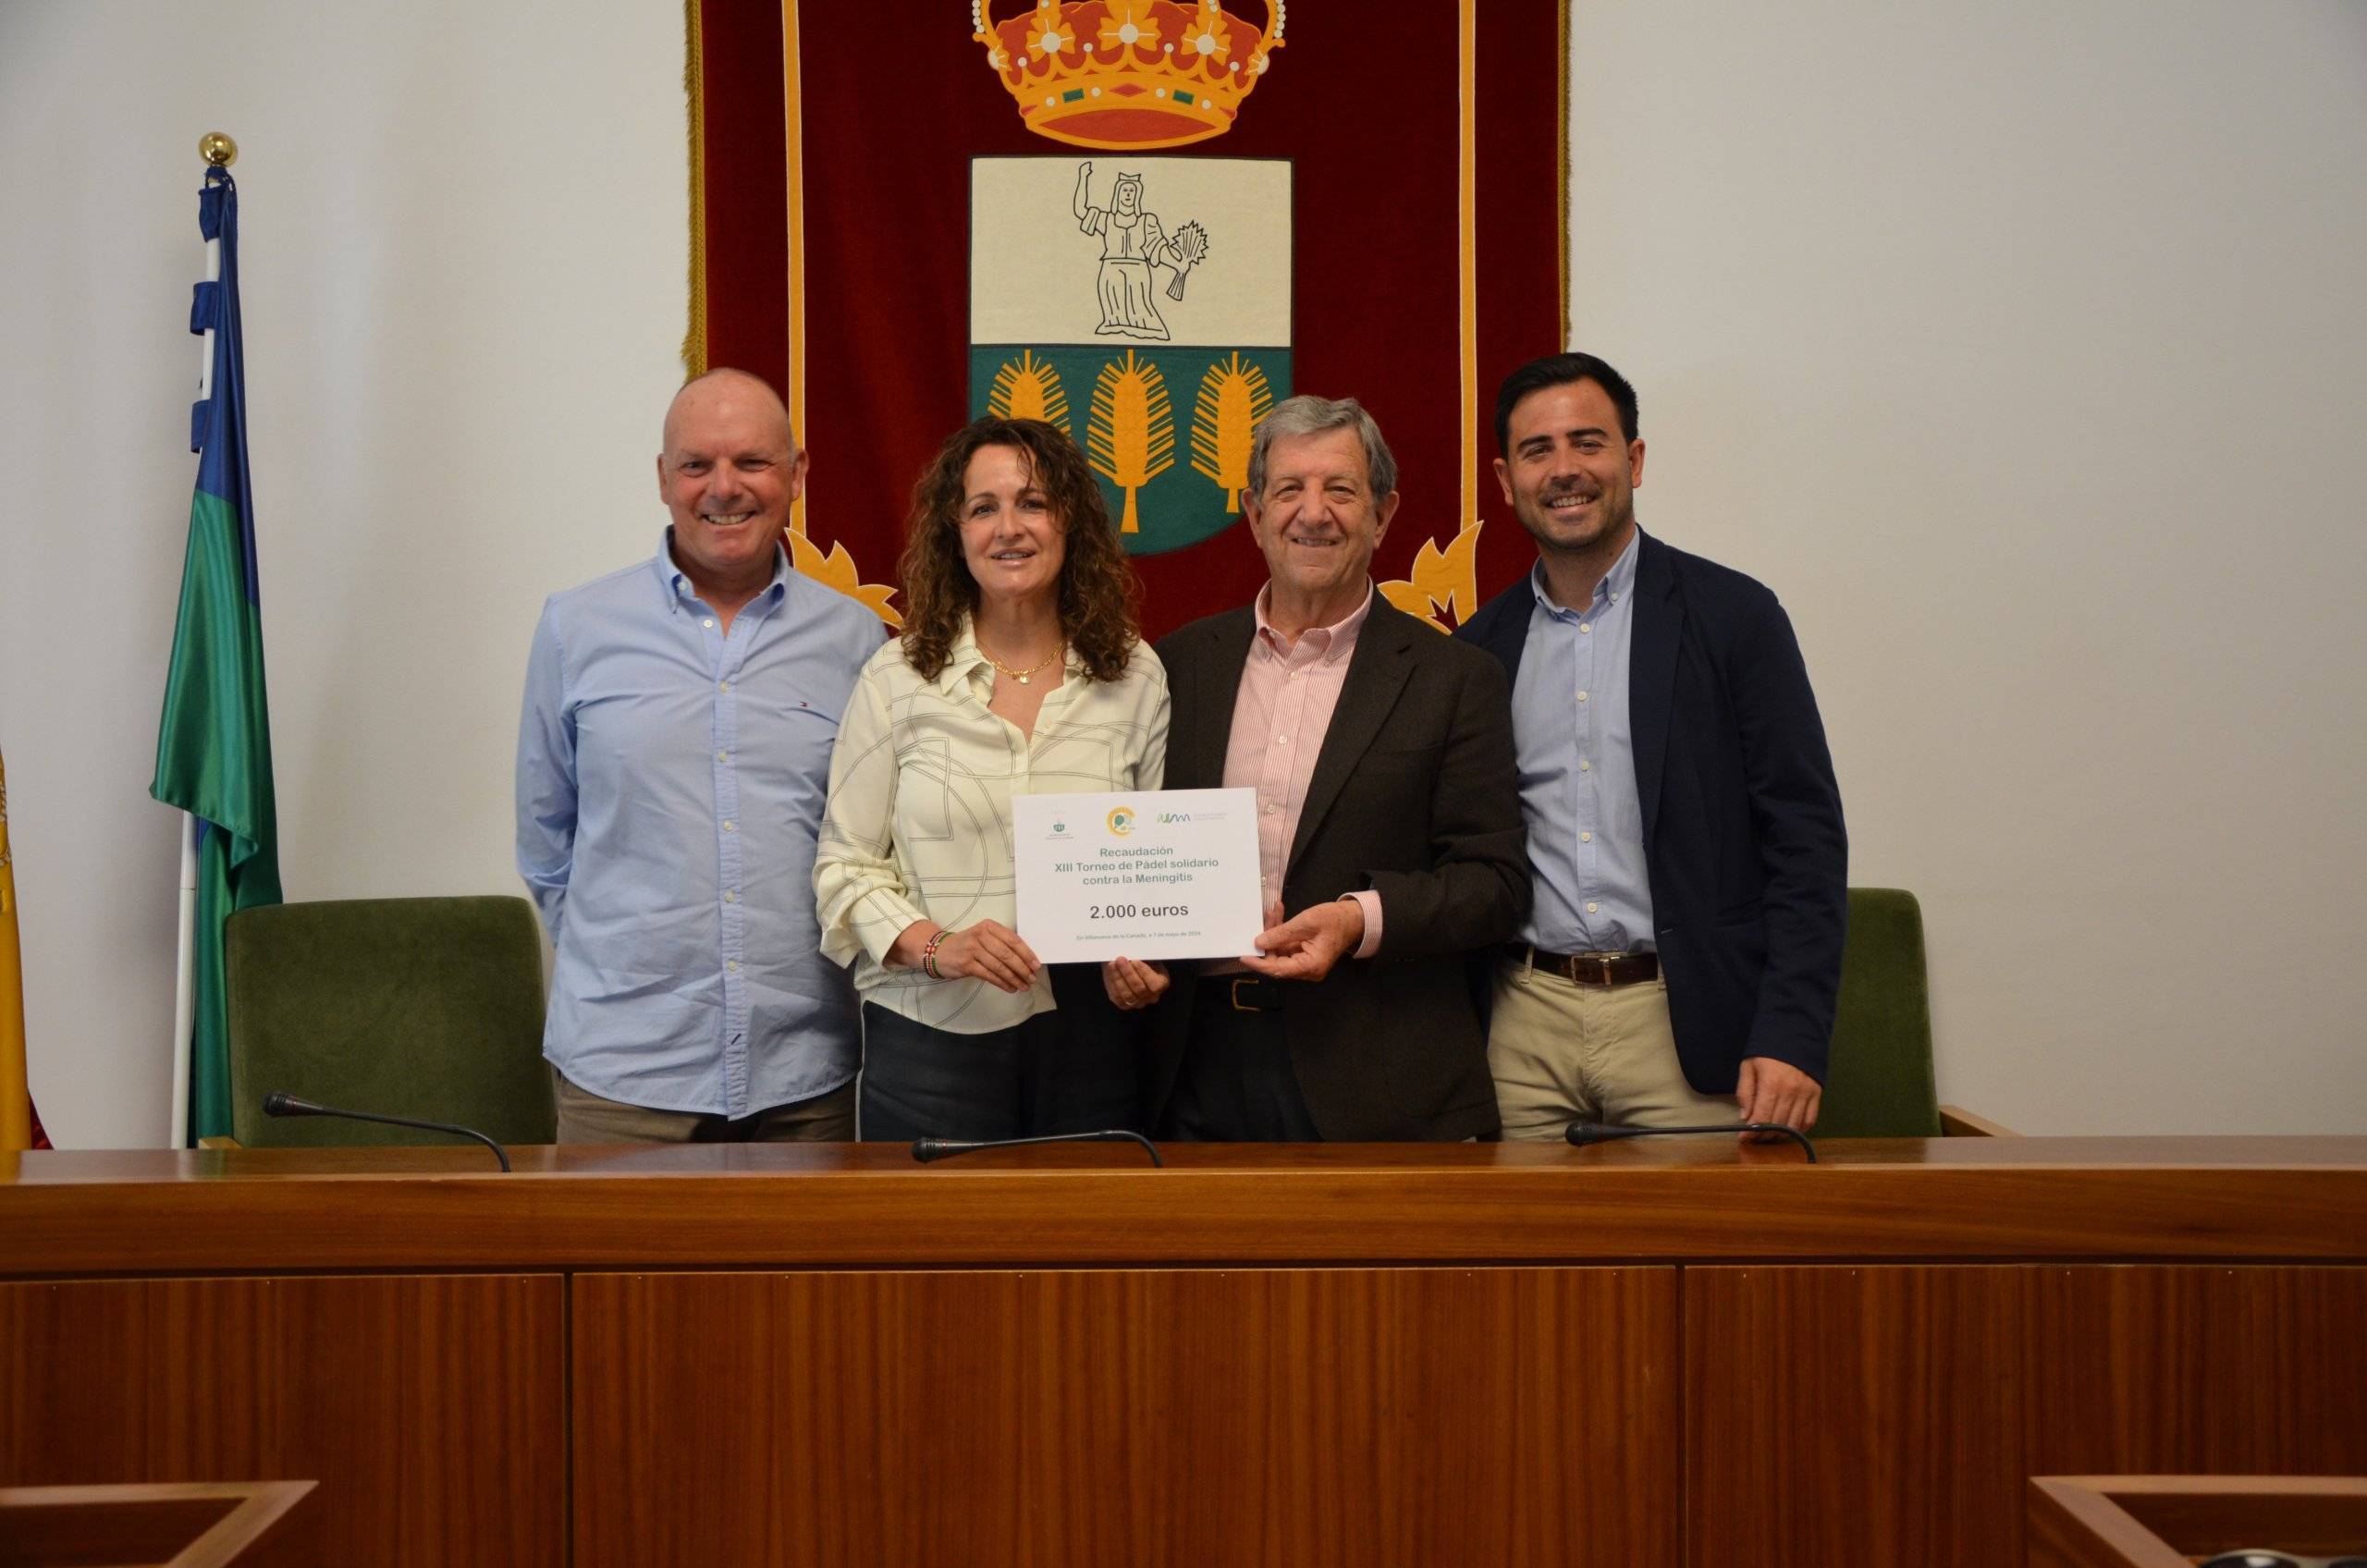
[199,132,238,167]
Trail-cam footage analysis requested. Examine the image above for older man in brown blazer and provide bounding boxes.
[1112,395,1528,1141]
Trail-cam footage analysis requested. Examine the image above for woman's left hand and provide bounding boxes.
[1102,956,1170,1011]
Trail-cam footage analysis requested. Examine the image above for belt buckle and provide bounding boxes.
[1231,977,1259,1013]
[1597,954,1619,986]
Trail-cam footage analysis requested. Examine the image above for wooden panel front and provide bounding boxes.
[574,1266,1676,1568]
[2025,1266,2367,1476]
[0,1275,564,1568]
[1685,1267,2028,1568]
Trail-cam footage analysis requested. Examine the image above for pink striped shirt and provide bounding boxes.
[1208,583,1385,971]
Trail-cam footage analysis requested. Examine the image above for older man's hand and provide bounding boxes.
[1240,899,1365,984]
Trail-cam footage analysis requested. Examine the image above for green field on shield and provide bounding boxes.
[969,345,1292,557]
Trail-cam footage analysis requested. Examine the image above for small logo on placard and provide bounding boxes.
[1107,805,1136,836]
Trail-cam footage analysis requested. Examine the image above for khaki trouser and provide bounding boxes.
[1487,953,1736,1142]
[552,1071,856,1145]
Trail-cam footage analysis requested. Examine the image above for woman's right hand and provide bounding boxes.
[931,920,1042,994]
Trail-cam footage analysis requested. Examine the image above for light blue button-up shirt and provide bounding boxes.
[516,533,886,1117]
[1511,533,1656,953]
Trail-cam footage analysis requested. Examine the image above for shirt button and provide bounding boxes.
[1276,734,1289,745]
[716,749,730,764]
[727,959,741,974]
[1581,831,1593,843]
[724,890,739,903]
[1579,759,1591,772]
[702,618,715,629]
[1265,802,1281,815]
[1579,622,1591,634]
[1576,691,1589,703]
[1586,901,1599,914]
[722,820,737,833]
[719,680,731,692]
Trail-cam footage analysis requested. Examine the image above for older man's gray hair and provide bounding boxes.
[1244,394,1398,503]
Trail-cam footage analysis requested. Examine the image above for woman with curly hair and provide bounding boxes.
[815,417,1171,1141]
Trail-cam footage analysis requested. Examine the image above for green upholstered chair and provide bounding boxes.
[225,895,555,1149]
[1814,887,1944,1138]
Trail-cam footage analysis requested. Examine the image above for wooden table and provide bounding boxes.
[6,1138,2363,1567]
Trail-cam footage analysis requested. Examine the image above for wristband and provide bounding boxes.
[920,928,948,980]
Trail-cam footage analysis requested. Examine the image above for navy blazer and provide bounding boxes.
[1455,532,1847,1088]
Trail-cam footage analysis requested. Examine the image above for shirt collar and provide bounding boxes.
[1527,530,1640,620]
[1254,580,1374,664]
[654,526,791,613]
[935,619,990,696]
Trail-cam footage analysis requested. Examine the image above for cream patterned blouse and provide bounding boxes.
[814,620,1170,1033]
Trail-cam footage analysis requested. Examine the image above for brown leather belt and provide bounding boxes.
[1503,944,1660,987]
[1199,974,1287,1013]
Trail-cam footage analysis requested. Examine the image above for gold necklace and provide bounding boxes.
[980,642,1061,685]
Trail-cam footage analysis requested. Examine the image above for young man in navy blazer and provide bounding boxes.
[1454,353,1846,1141]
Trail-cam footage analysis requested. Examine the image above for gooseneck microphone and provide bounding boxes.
[262,1092,511,1172]
[1566,1119,1819,1163]
[911,1130,1164,1168]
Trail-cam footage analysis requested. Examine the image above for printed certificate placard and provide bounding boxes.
[1012,788,1264,963]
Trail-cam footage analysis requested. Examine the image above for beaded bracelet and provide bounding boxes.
[920,928,948,980]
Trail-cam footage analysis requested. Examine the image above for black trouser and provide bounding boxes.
[1159,976,1323,1142]
[858,992,1137,1144]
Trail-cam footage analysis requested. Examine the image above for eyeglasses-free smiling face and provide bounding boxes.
[656,374,807,593]
[1494,376,1644,560]
[957,442,1067,610]
[1245,425,1399,624]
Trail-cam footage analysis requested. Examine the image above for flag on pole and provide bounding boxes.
[1,746,44,1153]
[152,165,281,1145]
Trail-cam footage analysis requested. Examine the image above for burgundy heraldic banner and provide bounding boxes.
[689,0,1565,636]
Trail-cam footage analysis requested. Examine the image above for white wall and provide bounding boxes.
[0,0,689,1146]
[1568,1,2367,1131]
[4,1,2361,1145]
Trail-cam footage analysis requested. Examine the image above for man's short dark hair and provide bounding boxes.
[1493,352,1639,454]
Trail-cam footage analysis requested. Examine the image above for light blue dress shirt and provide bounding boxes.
[1511,533,1657,953]
[516,533,886,1117]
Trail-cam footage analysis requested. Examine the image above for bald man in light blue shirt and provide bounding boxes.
[516,370,885,1142]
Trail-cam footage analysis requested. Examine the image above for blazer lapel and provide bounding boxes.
[1173,609,1256,790]
[1470,575,1534,689]
[1289,602,1415,869]
[1629,532,1681,852]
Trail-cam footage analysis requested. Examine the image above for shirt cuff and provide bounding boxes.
[852,888,931,967]
[1343,890,1383,961]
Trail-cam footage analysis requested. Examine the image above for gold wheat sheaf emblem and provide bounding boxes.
[1190,352,1271,514]
[987,349,1073,434]
[1086,349,1174,533]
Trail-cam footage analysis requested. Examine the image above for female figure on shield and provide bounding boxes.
[1074,161,1183,340]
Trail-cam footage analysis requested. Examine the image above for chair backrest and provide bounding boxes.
[226,896,554,1148]
[1815,887,1942,1138]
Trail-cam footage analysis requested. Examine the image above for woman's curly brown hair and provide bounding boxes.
[896,416,1145,683]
